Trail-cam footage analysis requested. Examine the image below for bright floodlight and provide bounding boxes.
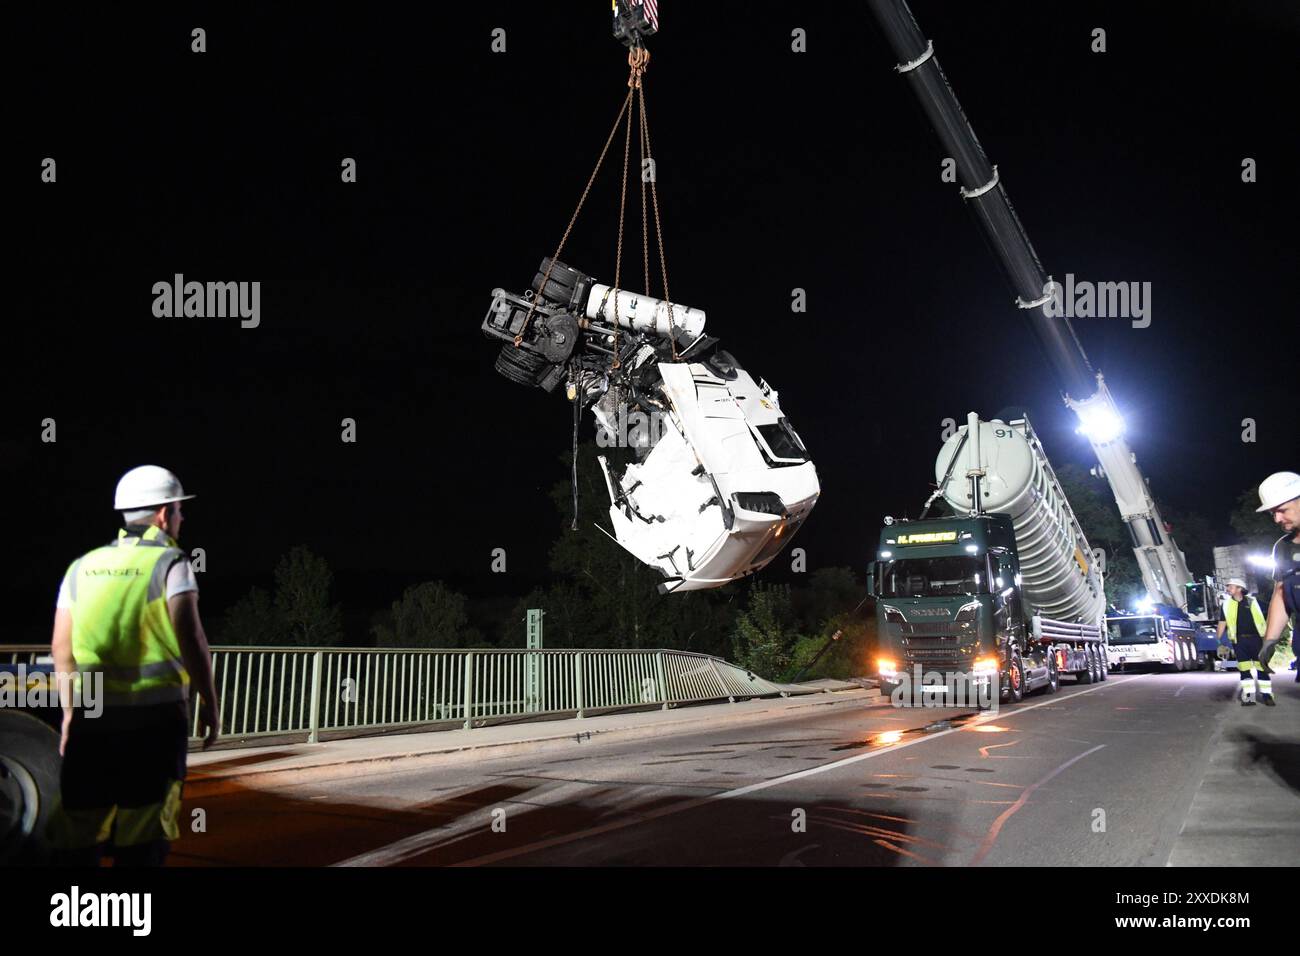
[1075,404,1126,444]
[1247,554,1275,569]
[1134,596,1156,614]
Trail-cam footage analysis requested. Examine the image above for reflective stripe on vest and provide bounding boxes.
[67,525,189,706]
[1224,597,1267,643]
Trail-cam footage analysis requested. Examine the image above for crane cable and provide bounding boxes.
[514,87,633,349]
[523,45,673,534]
[637,59,678,361]
[515,47,678,366]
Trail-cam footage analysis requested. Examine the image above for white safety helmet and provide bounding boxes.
[1225,577,1248,591]
[1256,471,1300,512]
[114,465,196,511]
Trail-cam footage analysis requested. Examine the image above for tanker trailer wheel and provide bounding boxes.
[1078,648,1095,684]
[1044,652,1060,694]
[1098,649,1109,681]
[0,712,61,865]
[1001,651,1024,705]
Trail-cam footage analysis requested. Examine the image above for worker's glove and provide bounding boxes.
[1216,644,1230,660]
[1258,639,1278,668]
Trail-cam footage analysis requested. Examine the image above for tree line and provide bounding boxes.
[213,442,1265,679]
[213,442,873,682]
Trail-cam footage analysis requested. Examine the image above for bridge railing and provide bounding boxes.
[1,645,800,744]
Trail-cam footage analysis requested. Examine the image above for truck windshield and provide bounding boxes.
[1107,617,1160,645]
[755,419,809,463]
[880,556,986,598]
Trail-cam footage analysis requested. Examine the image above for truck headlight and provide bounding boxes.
[877,658,900,677]
[883,606,906,624]
[733,492,785,516]
[972,656,999,674]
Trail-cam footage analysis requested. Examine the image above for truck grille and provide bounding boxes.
[901,623,969,637]
[903,647,973,663]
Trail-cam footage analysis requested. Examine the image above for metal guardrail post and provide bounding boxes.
[462,652,474,730]
[708,658,735,703]
[307,650,323,743]
[575,652,585,718]
[654,651,669,710]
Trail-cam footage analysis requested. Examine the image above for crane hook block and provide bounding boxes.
[612,0,659,50]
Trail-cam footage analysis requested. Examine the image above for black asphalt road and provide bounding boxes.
[171,670,1298,866]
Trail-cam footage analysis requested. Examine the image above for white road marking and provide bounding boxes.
[429,675,1153,867]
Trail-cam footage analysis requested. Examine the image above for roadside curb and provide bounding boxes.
[186,688,879,795]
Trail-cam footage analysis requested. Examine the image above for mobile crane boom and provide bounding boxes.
[866,0,1196,611]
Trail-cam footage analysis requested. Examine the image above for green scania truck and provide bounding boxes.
[867,414,1108,707]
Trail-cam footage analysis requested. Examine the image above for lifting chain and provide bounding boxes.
[638,77,677,360]
[517,42,677,372]
[514,90,634,348]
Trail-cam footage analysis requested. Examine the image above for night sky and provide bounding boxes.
[9,2,1298,639]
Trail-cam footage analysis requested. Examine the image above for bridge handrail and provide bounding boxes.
[1,644,806,744]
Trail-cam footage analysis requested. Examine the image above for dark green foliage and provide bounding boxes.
[214,586,282,646]
[273,546,345,646]
[371,581,476,648]
[732,582,801,678]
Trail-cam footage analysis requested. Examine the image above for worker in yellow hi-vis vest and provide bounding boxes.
[1216,577,1274,706]
[48,466,220,865]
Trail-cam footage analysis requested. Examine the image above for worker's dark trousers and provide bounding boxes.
[1234,634,1272,699]
[49,703,188,866]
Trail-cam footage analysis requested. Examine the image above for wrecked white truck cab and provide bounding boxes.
[597,355,819,592]
[482,257,819,593]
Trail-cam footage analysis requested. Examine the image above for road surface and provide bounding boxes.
[172,669,1300,866]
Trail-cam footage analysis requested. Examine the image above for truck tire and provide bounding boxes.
[1001,651,1024,705]
[1077,648,1094,685]
[1044,653,1060,694]
[531,258,584,307]
[493,341,552,387]
[1098,649,1109,681]
[0,712,61,865]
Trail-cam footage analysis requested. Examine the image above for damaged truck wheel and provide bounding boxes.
[531,257,586,306]
[493,341,551,388]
